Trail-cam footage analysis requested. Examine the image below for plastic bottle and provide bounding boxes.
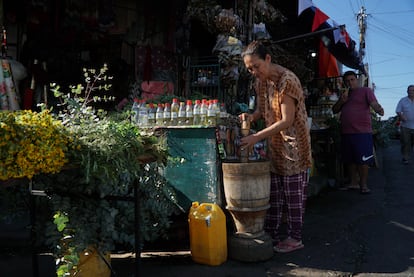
[200,99,208,126]
[207,100,217,126]
[178,101,186,126]
[214,99,220,120]
[163,102,171,126]
[193,99,201,125]
[147,102,156,127]
[186,99,194,126]
[138,100,148,127]
[171,98,179,126]
[131,98,140,125]
[219,102,228,125]
[155,103,164,126]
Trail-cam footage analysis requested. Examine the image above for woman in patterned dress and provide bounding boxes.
[239,41,312,253]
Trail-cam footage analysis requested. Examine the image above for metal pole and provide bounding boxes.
[134,180,141,277]
[272,26,340,44]
[29,181,39,277]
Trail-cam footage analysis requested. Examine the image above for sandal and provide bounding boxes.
[339,184,360,191]
[360,187,371,194]
[274,238,304,253]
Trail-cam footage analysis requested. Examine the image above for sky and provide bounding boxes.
[312,0,414,120]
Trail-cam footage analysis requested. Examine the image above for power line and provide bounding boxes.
[368,21,414,49]
[371,9,414,15]
[373,71,414,78]
[370,0,384,13]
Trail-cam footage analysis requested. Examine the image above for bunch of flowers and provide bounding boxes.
[0,110,70,181]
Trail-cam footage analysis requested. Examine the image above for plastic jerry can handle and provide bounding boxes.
[205,215,211,227]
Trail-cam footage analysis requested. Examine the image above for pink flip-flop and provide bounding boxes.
[274,238,304,253]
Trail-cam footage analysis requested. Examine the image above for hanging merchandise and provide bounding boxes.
[212,35,242,85]
[0,69,9,110]
[252,22,271,40]
[1,59,20,110]
[214,9,243,34]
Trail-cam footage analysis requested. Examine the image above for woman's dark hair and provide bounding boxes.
[407,85,414,92]
[241,40,268,60]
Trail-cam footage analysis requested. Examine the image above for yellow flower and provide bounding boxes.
[0,110,70,181]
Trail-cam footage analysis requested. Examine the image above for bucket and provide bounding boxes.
[222,161,271,236]
[188,202,227,266]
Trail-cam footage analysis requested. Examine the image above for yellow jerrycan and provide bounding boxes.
[188,202,227,266]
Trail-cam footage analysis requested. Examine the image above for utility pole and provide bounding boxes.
[357,6,369,84]
[357,6,367,61]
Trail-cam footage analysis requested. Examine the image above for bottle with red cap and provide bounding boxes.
[193,99,201,125]
[178,101,186,126]
[171,98,179,126]
[156,103,164,126]
[163,102,171,126]
[186,99,194,126]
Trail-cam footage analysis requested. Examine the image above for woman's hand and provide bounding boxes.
[240,133,260,150]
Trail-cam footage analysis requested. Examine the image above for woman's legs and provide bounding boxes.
[265,173,284,243]
[284,171,308,242]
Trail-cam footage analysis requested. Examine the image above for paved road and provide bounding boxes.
[121,139,414,277]
[2,139,414,277]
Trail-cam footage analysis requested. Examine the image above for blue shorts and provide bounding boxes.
[341,133,374,165]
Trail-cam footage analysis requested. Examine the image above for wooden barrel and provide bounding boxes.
[222,161,271,210]
[222,161,271,236]
[228,208,269,237]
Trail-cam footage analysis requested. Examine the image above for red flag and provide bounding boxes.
[333,24,350,48]
[340,27,351,47]
[312,8,329,32]
[318,40,339,78]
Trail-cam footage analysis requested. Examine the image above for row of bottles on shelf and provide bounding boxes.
[131,98,228,127]
[308,104,334,118]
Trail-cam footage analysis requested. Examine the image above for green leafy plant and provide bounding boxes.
[33,65,178,276]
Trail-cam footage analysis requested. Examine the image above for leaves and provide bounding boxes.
[31,65,178,276]
[53,212,69,232]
